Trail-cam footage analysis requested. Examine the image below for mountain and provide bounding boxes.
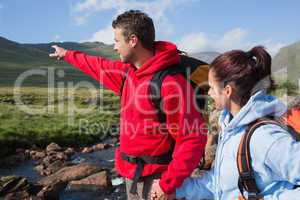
[0,36,221,86]
[0,36,51,68]
[0,36,118,69]
[272,41,300,86]
[0,36,118,86]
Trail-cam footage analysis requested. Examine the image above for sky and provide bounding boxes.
[0,0,299,55]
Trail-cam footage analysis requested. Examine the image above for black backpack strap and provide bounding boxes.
[149,64,184,123]
[121,141,174,195]
[119,68,129,96]
[237,117,282,200]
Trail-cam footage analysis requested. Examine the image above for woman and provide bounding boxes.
[174,46,300,200]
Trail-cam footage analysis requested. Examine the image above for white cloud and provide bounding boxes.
[74,0,118,12]
[177,28,285,56]
[73,15,89,26]
[72,0,193,40]
[81,25,114,44]
[261,39,285,56]
[177,32,209,53]
[52,35,62,42]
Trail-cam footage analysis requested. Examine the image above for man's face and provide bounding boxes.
[113,28,134,63]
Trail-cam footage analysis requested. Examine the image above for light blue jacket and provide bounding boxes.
[176,90,300,200]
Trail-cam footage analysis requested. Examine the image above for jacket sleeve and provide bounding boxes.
[176,170,215,200]
[261,127,300,200]
[64,50,129,95]
[158,74,208,194]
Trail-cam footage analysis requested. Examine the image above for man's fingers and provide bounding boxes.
[49,53,57,57]
[51,45,58,49]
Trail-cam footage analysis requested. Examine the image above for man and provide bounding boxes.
[50,10,207,200]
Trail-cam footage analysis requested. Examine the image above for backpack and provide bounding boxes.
[120,51,210,121]
[119,52,210,194]
[237,102,300,200]
[149,52,210,123]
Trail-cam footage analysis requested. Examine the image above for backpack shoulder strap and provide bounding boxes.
[237,117,282,200]
[149,64,183,123]
[119,68,129,97]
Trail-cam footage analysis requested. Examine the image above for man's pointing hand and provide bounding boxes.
[49,45,67,60]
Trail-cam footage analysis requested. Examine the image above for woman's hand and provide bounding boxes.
[150,179,176,200]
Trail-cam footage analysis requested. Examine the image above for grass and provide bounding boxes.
[0,87,120,157]
[271,77,299,97]
[0,65,100,87]
[0,76,298,157]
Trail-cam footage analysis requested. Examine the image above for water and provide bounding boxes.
[0,160,41,182]
[0,147,126,200]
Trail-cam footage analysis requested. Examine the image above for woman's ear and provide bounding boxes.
[224,84,233,99]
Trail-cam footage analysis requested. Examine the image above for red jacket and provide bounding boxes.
[64,41,207,194]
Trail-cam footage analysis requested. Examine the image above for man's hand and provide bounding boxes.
[150,179,176,200]
[49,45,67,60]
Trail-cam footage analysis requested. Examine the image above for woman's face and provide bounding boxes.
[208,69,230,110]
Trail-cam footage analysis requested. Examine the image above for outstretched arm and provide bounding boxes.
[50,45,129,95]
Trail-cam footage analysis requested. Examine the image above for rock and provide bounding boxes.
[64,147,75,157]
[82,147,94,153]
[41,155,58,166]
[56,152,68,161]
[38,163,102,186]
[31,151,46,161]
[45,160,69,175]
[0,176,30,196]
[37,180,67,200]
[34,165,45,175]
[46,143,62,152]
[92,143,105,151]
[93,143,112,151]
[4,190,32,200]
[29,150,37,159]
[69,170,112,191]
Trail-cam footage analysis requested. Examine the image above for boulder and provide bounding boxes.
[82,147,94,153]
[0,176,30,196]
[36,180,66,200]
[68,170,112,191]
[64,147,75,157]
[38,163,102,186]
[46,143,62,152]
[4,190,32,200]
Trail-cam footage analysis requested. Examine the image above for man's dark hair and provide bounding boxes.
[112,10,155,50]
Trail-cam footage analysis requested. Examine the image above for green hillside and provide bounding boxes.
[0,36,118,87]
[272,41,300,87]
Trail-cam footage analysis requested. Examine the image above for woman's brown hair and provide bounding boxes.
[210,46,274,106]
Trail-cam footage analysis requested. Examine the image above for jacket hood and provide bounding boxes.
[219,90,287,134]
[135,41,180,78]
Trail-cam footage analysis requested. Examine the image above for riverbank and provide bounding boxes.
[0,87,120,157]
[0,140,127,200]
